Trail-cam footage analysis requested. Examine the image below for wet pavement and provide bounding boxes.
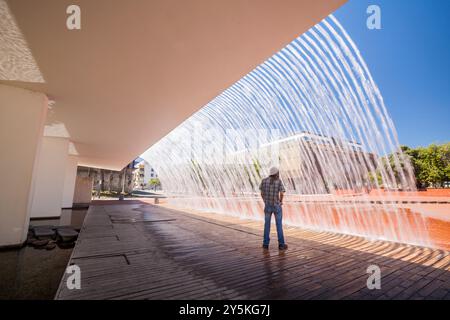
[56,202,450,300]
[0,209,87,299]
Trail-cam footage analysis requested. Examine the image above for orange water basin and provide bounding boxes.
[165,194,450,251]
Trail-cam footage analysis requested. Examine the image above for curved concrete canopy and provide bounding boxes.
[1,0,346,170]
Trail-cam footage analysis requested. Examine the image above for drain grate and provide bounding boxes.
[109,217,176,224]
[73,253,130,265]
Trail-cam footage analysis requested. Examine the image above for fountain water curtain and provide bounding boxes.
[142,15,431,247]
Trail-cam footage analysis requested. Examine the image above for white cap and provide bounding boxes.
[269,166,279,176]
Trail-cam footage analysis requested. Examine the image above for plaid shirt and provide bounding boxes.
[259,177,285,205]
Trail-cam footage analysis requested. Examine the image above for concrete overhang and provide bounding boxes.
[0,0,346,170]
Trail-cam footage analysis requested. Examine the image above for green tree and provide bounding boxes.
[403,143,450,188]
[368,142,449,189]
[252,158,261,179]
[148,178,161,190]
[368,170,382,186]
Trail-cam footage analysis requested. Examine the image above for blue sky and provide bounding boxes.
[334,0,450,147]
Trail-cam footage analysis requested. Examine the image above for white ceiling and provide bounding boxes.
[0,0,346,170]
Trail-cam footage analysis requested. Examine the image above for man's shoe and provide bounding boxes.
[262,244,269,250]
[278,244,288,250]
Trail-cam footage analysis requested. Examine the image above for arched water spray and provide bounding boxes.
[142,16,430,247]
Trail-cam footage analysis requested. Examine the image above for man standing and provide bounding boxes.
[259,167,288,250]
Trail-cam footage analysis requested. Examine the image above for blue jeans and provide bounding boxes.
[263,204,285,246]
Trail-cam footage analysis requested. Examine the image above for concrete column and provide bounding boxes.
[62,155,78,209]
[73,176,93,206]
[29,137,69,218]
[0,84,48,247]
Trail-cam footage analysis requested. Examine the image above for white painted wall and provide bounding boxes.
[62,156,78,208]
[144,161,157,186]
[73,176,93,204]
[30,137,69,218]
[0,84,47,247]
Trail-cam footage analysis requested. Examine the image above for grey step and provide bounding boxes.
[57,225,80,231]
[33,227,56,239]
[31,225,56,230]
[57,228,79,242]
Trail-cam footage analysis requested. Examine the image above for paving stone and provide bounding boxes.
[45,243,57,250]
[31,239,49,247]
